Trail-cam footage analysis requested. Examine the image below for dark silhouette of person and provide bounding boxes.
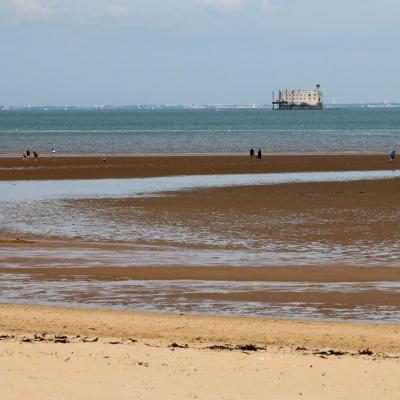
[390,150,396,162]
[257,148,262,159]
[250,148,254,159]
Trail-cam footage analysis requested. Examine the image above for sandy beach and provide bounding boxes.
[0,304,400,400]
[1,155,400,398]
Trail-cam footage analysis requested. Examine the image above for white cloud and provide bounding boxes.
[199,0,245,8]
[0,0,284,29]
[105,4,131,18]
[261,0,283,12]
[2,0,55,22]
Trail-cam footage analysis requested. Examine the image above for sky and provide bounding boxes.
[0,0,399,105]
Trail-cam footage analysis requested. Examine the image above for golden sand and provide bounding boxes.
[0,305,399,400]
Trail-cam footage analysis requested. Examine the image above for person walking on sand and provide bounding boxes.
[33,151,38,161]
[250,148,254,160]
[390,150,396,162]
[257,148,262,159]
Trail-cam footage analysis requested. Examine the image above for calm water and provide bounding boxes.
[1,108,400,155]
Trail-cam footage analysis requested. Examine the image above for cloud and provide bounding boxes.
[0,0,284,30]
[261,0,283,12]
[198,0,245,8]
[104,4,131,19]
[2,0,55,23]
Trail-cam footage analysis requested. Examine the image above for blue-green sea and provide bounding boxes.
[1,108,400,155]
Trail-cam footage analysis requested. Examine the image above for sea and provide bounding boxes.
[1,107,400,155]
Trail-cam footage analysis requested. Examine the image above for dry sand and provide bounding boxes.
[0,154,395,180]
[0,304,400,400]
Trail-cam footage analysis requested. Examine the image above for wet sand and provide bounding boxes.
[0,304,399,400]
[2,262,400,282]
[0,154,395,180]
[1,165,400,321]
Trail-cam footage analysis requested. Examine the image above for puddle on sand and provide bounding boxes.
[2,170,400,202]
[1,243,400,268]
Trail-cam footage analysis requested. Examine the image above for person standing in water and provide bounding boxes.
[250,148,255,159]
[257,148,262,159]
[390,150,396,162]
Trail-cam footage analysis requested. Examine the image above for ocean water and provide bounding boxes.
[1,108,400,155]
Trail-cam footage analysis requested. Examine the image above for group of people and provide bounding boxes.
[250,148,396,162]
[22,148,56,160]
[22,149,39,160]
[249,148,262,160]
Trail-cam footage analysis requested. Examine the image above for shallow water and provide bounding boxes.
[1,171,400,322]
[1,243,400,269]
[1,274,399,323]
[1,171,400,267]
[1,170,400,202]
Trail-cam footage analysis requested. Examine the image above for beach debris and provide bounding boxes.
[169,342,189,349]
[33,334,46,342]
[82,337,98,343]
[235,344,265,352]
[358,348,374,356]
[54,335,69,344]
[104,338,136,345]
[295,346,307,351]
[0,335,14,340]
[137,361,149,367]
[313,349,347,356]
[207,344,265,352]
[21,337,33,343]
[207,344,234,351]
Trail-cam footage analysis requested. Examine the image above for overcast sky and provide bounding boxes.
[0,0,399,105]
